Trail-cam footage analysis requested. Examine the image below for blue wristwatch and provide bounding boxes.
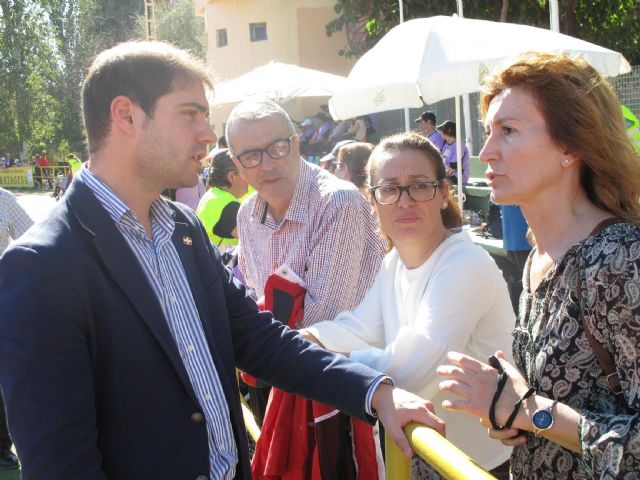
[532,401,556,435]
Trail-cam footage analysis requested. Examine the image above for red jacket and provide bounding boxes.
[249,273,381,480]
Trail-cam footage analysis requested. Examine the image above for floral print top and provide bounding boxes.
[511,222,640,479]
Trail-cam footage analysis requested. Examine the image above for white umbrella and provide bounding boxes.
[213,61,348,105]
[329,15,631,119]
[329,15,631,210]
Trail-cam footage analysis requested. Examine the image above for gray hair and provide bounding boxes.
[225,99,295,155]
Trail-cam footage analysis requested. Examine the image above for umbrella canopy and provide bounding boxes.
[213,61,348,106]
[329,16,631,120]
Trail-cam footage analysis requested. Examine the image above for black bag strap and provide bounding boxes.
[577,217,626,395]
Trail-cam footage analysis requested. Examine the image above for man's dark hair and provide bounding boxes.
[82,41,212,153]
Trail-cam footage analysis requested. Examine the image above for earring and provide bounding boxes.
[441,202,448,208]
[562,158,570,166]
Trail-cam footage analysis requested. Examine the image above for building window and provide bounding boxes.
[250,22,267,42]
[217,29,228,48]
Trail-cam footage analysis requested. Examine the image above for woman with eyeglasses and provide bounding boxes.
[437,52,640,479]
[302,131,515,475]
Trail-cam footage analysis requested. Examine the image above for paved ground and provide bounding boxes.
[13,188,59,224]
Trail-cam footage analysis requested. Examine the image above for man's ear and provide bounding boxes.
[110,95,141,136]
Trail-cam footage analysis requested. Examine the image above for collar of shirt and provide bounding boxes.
[79,168,175,241]
[249,157,311,229]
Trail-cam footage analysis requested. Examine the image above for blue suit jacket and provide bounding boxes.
[0,177,379,479]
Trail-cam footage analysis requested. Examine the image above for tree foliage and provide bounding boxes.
[137,0,205,59]
[327,0,639,65]
[0,0,59,156]
[0,0,145,159]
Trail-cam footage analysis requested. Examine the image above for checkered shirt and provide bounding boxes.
[0,187,33,254]
[237,159,385,328]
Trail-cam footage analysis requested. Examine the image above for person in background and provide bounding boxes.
[318,138,354,173]
[196,148,249,250]
[0,186,33,470]
[303,132,514,477]
[217,135,228,149]
[329,118,353,143]
[174,171,206,210]
[438,51,640,479]
[415,111,445,151]
[500,204,531,311]
[66,154,83,177]
[438,120,470,184]
[335,141,374,191]
[348,115,368,142]
[36,152,53,188]
[298,118,315,144]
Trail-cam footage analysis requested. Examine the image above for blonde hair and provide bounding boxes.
[367,132,462,250]
[481,52,640,225]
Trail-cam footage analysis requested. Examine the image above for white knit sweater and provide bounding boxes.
[307,231,515,470]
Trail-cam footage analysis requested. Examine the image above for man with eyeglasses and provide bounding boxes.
[226,100,387,477]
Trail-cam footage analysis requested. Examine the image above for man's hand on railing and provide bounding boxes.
[372,383,446,459]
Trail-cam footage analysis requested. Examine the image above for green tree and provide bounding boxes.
[328,1,639,65]
[44,0,86,156]
[136,0,205,58]
[0,0,60,157]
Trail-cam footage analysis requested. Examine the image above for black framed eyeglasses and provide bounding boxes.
[369,180,444,205]
[234,135,295,169]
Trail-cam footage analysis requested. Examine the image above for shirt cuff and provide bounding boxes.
[365,375,395,418]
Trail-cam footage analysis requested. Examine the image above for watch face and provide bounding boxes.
[532,409,553,430]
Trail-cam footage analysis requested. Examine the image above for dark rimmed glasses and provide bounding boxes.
[369,180,444,205]
[233,135,295,169]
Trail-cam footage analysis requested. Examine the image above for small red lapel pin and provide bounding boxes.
[182,236,193,246]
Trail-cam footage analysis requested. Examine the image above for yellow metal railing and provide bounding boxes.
[240,394,261,443]
[385,423,497,480]
[239,392,497,479]
[33,165,70,190]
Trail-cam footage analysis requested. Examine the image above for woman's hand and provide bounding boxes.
[486,425,528,446]
[436,350,532,430]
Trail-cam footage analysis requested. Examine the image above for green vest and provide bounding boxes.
[195,187,239,247]
[622,105,640,155]
[68,156,83,175]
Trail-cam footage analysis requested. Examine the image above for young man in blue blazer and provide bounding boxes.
[0,41,444,480]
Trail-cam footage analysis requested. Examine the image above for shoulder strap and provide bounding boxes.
[578,217,625,395]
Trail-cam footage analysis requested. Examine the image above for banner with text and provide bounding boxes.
[0,167,34,188]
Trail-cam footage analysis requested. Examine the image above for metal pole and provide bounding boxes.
[455,95,464,213]
[455,0,474,155]
[549,0,560,32]
[399,0,411,132]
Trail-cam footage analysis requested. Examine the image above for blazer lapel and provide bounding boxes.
[66,179,198,404]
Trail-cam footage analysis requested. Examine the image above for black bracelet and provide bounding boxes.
[488,355,509,430]
[503,386,536,429]
[488,355,536,430]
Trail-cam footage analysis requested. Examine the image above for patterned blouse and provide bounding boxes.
[511,222,640,479]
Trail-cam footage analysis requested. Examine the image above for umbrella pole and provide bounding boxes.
[455,96,464,214]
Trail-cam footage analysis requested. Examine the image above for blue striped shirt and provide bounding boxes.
[80,168,237,479]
